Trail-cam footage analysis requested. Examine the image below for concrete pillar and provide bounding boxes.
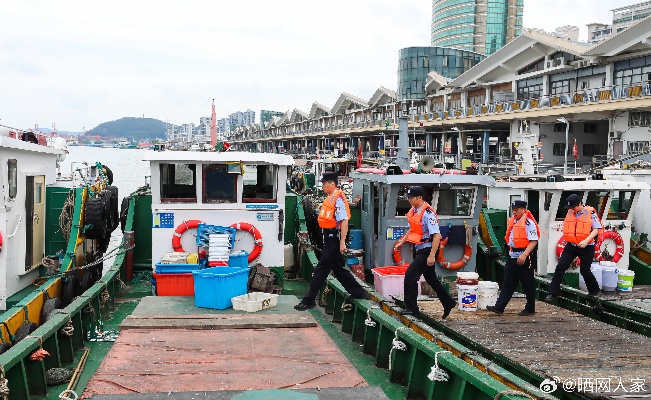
[482,127,490,164]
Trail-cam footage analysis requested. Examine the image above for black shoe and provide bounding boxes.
[347,292,370,301]
[294,302,316,311]
[485,305,504,315]
[518,309,535,316]
[544,294,557,301]
[588,290,601,297]
[399,308,419,316]
[442,301,456,319]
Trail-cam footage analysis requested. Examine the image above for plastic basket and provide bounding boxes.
[228,251,249,268]
[154,273,194,296]
[192,267,249,309]
[196,224,236,248]
[231,292,279,312]
[155,262,201,274]
[371,266,424,298]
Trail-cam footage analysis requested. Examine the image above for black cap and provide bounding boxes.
[319,171,338,182]
[511,200,527,209]
[565,194,581,209]
[406,186,425,198]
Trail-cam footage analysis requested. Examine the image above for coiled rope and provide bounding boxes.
[364,306,380,327]
[388,327,407,371]
[427,351,452,381]
[493,390,534,400]
[58,190,75,241]
[0,365,9,399]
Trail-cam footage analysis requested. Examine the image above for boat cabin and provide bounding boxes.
[144,151,294,268]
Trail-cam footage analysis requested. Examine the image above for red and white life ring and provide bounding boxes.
[392,235,409,265]
[594,231,624,263]
[556,237,567,259]
[230,222,263,262]
[172,220,205,253]
[436,237,473,270]
[0,232,3,252]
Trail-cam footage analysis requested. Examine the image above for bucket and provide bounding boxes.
[346,257,358,267]
[579,263,603,291]
[477,281,499,309]
[602,266,619,291]
[284,243,294,272]
[349,249,364,265]
[617,270,635,291]
[351,265,365,281]
[349,229,363,249]
[458,285,479,311]
[457,271,479,286]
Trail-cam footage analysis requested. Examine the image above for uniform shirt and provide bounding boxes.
[333,197,348,227]
[568,208,602,246]
[508,217,539,258]
[413,206,440,251]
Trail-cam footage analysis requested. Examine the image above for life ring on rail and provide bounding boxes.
[594,230,624,263]
[392,235,409,265]
[172,220,205,253]
[230,222,263,262]
[436,237,473,270]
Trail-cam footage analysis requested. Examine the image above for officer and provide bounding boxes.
[546,194,602,301]
[394,186,456,318]
[486,200,539,316]
[295,171,369,311]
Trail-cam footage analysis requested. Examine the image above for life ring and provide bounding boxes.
[436,237,473,270]
[594,230,624,263]
[230,222,263,262]
[392,235,409,265]
[172,220,205,253]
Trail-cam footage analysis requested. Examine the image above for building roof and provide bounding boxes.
[583,15,651,56]
[331,92,369,115]
[308,102,332,119]
[368,87,397,107]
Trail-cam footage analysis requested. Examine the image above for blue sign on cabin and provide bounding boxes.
[386,227,406,240]
[153,213,175,228]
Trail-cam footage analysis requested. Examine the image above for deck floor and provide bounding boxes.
[82,296,368,399]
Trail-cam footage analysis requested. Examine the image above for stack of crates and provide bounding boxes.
[154,252,200,296]
[208,233,231,267]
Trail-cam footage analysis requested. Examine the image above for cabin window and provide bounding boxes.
[203,164,237,203]
[607,191,635,220]
[242,164,277,203]
[586,191,609,218]
[8,159,17,200]
[160,163,197,203]
[436,188,474,217]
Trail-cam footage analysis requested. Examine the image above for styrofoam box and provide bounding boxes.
[231,292,279,312]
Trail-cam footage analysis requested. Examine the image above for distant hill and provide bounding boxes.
[86,117,167,140]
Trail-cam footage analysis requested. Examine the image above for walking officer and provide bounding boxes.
[295,171,368,311]
[394,186,456,318]
[486,200,540,316]
[546,194,602,301]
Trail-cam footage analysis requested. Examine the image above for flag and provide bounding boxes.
[210,99,217,148]
[356,142,362,169]
[573,139,579,160]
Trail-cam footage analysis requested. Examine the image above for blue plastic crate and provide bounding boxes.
[155,262,201,274]
[192,267,249,310]
[228,251,249,268]
[196,224,236,248]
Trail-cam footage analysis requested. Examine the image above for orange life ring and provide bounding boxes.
[594,230,624,263]
[230,222,263,262]
[172,220,205,253]
[392,234,409,265]
[436,237,473,270]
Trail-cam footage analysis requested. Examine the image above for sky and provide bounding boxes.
[0,0,640,132]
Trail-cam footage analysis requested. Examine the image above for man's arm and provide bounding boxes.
[339,219,349,253]
[427,233,441,266]
[393,230,411,251]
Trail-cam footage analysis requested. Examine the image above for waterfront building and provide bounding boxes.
[588,1,651,43]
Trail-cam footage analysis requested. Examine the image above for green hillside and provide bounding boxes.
[86,117,167,140]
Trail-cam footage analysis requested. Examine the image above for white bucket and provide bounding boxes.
[284,243,294,272]
[617,270,635,292]
[602,266,619,291]
[477,281,499,309]
[458,285,479,311]
[579,263,603,291]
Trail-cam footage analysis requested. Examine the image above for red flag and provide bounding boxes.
[210,99,217,148]
[356,142,362,169]
[573,139,579,160]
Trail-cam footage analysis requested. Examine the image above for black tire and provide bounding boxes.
[40,298,62,323]
[107,186,119,231]
[120,197,129,232]
[0,343,11,355]
[103,165,113,185]
[14,323,38,344]
[62,275,79,306]
[80,270,92,292]
[84,196,105,239]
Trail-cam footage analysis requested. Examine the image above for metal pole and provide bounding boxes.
[564,122,569,175]
[397,115,410,170]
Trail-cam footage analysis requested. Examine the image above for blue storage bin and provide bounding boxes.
[228,251,249,268]
[196,224,236,248]
[155,262,201,274]
[192,266,249,310]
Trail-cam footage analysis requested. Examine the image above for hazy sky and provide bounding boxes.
[0,0,638,132]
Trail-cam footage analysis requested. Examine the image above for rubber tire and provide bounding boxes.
[14,323,38,344]
[41,298,62,323]
[107,186,119,231]
[62,275,79,306]
[119,197,129,232]
[0,343,11,355]
[84,196,105,240]
[103,165,113,185]
[80,270,93,292]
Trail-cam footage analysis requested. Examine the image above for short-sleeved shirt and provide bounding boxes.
[414,206,440,251]
[568,208,602,246]
[334,197,348,227]
[508,217,539,258]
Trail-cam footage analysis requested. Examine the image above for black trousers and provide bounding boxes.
[301,229,366,304]
[549,244,599,296]
[494,256,536,312]
[404,248,456,313]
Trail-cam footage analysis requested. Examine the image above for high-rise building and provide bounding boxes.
[587,1,651,44]
[260,110,284,128]
[431,0,523,56]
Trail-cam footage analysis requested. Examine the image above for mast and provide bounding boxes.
[210,99,217,148]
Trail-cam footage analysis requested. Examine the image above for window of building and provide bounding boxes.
[554,123,573,133]
[203,164,237,203]
[517,77,543,99]
[552,143,568,156]
[160,163,197,202]
[517,58,545,75]
[242,164,277,203]
[614,55,651,85]
[581,81,590,89]
[550,79,571,95]
[584,123,597,133]
[628,140,650,154]
[442,56,448,67]
[8,159,17,200]
[583,144,602,157]
[629,111,651,127]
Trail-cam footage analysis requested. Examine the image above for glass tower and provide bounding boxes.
[431,0,523,56]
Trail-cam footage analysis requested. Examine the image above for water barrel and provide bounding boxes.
[458,285,479,311]
[349,249,364,265]
[284,244,294,272]
[617,270,635,291]
[351,265,365,281]
[579,263,603,291]
[349,229,363,249]
[602,266,619,291]
[477,281,499,309]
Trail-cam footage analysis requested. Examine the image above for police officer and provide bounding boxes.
[295,171,368,311]
[546,194,602,301]
[486,200,539,316]
[394,186,456,318]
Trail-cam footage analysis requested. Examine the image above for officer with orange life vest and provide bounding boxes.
[295,171,368,311]
[546,194,602,301]
[486,200,540,316]
[394,186,456,318]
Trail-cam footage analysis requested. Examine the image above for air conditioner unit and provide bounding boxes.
[385,105,393,110]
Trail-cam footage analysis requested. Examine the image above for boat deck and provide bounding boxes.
[418,292,651,397]
[82,296,382,399]
[596,284,651,312]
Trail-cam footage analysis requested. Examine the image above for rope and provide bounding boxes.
[340,303,353,312]
[0,365,9,399]
[60,318,75,337]
[7,213,22,238]
[364,306,380,327]
[57,189,75,241]
[388,327,407,371]
[427,351,452,381]
[493,390,534,400]
[22,306,30,324]
[99,290,110,310]
[59,389,79,400]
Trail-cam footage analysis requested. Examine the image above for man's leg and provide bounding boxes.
[518,257,537,312]
[548,245,579,296]
[300,236,336,305]
[403,252,428,313]
[492,257,519,312]
[578,245,600,294]
[422,263,455,309]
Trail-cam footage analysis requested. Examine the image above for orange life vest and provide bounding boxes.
[504,210,540,248]
[406,202,438,244]
[317,189,351,229]
[563,206,603,244]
